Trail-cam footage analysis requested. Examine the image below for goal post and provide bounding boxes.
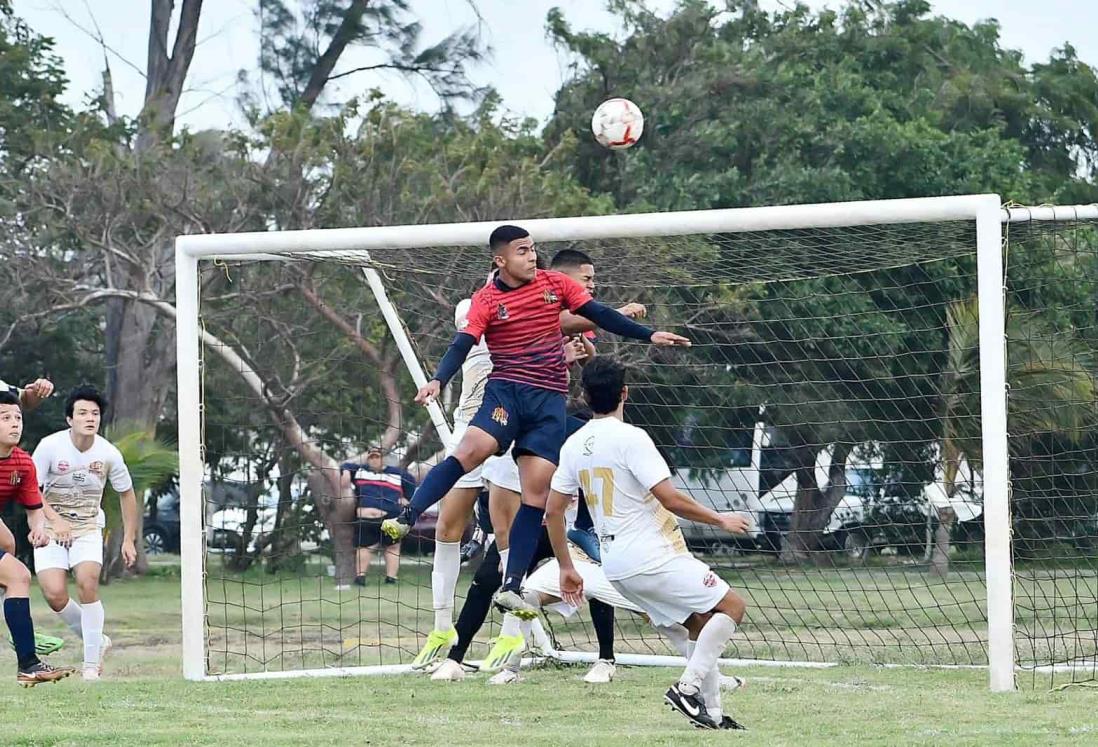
[177,194,1027,687]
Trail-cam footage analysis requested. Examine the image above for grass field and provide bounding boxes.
[3,561,1098,745]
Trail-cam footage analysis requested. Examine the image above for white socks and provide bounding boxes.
[431,541,461,632]
[81,600,105,669]
[680,613,735,692]
[701,665,723,721]
[498,547,510,575]
[656,623,691,658]
[58,599,84,637]
[500,612,522,639]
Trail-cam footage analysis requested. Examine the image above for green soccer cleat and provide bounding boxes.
[8,633,65,657]
[380,512,413,541]
[479,634,524,674]
[412,628,458,670]
[492,589,539,620]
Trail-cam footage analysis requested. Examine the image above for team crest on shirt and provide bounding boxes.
[9,471,20,486]
[543,289,559,304]
[88,461,105,477]
[57,460,70,473]
[702,572,718,588]
[497,303,509,320]
[583,436,595,456]
[491,406,509,426]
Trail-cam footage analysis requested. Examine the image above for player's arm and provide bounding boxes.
[18,378,54,411]
[560,302,647,336]
[17,464,50,547]
[649,479,751,535]
[25,507,51,548]
[119,487,140,567]
[417,295,489,405]
[547,456,586,606]
[573,300,690,347]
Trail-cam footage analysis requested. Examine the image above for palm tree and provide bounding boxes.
[100,425,178,582]
[935,296,1098,577]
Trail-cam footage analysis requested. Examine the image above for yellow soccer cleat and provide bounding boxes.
[478,634,524,674]
[412,628,458,670]
[380,514,413,541]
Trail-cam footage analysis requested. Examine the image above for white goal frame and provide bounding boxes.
[176,193,1025,690]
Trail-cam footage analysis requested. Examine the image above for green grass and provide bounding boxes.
[3,569,1098,745]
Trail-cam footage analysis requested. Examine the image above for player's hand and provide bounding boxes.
[121,538,138,568]
[563,335,588,364]
[617,302,647,319]
[28,526,50,548]
[717,512,752,536]
[23,378,54,399]
[559,565,585,608]
[52,517,73,548]
[650,331,691,347]
[415,379,441,405]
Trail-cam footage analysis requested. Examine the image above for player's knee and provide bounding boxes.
[721,590,747,625]
[0,559,32,594]
[435,515,465,543]
[75,578,99,604]
[453,440,494,470]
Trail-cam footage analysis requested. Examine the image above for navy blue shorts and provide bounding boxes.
[470,379,567,465]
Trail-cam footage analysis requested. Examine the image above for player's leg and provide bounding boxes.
[353,518,377,585]
[431,539,505,681]
[382,540,401,583]
[71,536,108,680]
[413,485,480,669]
[385,382,519,540]
[674,587,747,730]
[0,551,73,685]
[585,599,617,683]
[0,519,64,657]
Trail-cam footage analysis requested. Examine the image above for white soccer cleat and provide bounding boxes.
[81,667,100,682]
[429,658,467,681]
[492,589,538,620]
[487,668,520,685]
[98,634,112,676]
[719,674,745,693]
[583,659,616,684]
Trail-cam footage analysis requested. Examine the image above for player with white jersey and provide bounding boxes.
[413,282,525,669]
[545,357,751,730]
[32,386,139,681]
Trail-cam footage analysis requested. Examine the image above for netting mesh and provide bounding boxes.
[192,209,1098,687]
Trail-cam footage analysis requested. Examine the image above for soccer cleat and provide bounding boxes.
[487,668,521,685]
[479,634,524,674]
[719,715,748,731]
[380,511,414,541]
[17,661,75,687]
[583,659,617,684]
[98,634,112,676]
[492,589,539,620]
[664,683,718,730]
[429,658,468,681]
[412,628,459,670]
[8,632,65,657]
[81,667,100,682]
[720,674,746,693]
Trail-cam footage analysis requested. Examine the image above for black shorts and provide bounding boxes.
[470,379,567,465]
[355,518,398,548]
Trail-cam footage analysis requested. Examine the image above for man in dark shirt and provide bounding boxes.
[340,445,416,586]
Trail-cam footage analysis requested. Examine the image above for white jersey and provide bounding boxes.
[551,417,687,581]
[453,298,493,423]
[32,430,133,538]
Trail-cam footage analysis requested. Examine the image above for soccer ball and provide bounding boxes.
[591,98,644,150]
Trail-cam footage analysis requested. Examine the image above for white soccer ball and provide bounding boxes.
[591,98,644,150]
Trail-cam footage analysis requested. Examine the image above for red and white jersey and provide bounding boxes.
[33,430,132,538]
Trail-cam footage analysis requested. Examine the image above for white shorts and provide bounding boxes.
[525,555,643,618]
[448,420,484,490]
[610,554,731,628]
[482,453,520,495]
[34,532,104,572]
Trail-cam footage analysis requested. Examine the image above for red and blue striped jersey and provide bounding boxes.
[0,447,43,510]
[464,270,592,393]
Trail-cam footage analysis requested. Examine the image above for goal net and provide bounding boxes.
[175,196,1098,690]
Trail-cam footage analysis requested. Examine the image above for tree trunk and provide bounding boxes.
[308,470,357,586]
[929,506,957,579]
[781,444,850,565]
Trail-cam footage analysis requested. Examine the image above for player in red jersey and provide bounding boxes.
[0,391,75,686]
[382,224,689,617]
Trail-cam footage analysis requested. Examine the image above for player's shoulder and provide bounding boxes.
[37,430,68,447]
[538,269,573,287]
[94,434,125,459]
[470,283,497,305]
[10,446,35,467]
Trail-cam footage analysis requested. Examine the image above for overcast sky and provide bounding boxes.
[13,0,1098,132]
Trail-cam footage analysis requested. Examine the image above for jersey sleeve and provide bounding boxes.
[107,445,134,493]
[17,456,42,509]
[624,429,672,491]
[550,444,581,496]
[31,439,52,488]
[553,271,593,311]
[462,291,492,342]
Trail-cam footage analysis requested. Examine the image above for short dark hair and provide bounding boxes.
[551,248,594,270]
[581,357,627,414]
[0,390,20,408]
[489,224,530,253]
[65,385,108,418]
